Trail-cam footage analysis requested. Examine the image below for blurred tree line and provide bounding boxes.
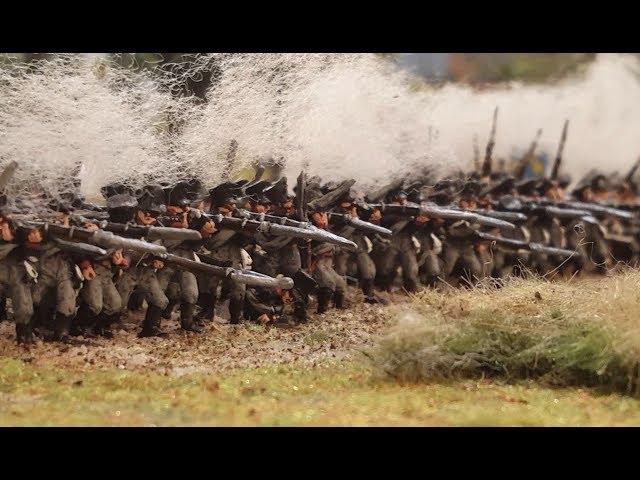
[2,52,636,89]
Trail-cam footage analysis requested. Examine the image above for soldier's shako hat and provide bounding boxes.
[515,178,539,196]
[321,181,339,195]
[101,183,135,200]
[182,178,207,202]
[105,193,138,224]
[489,171,509,181]
[557,173,572,189]
[571,171,596,197]
[47,198,75,214]
[137,185,166,214]
[406,187,424,204]
[425,190,452,206]
[460,180,482,199]
[263,177,290,204]
[385,188,408,203]
[166,181,194,208]
[307,179,356,213]
[481,176,515,197]
[304,184,324,205]
[244,180,271,196]
[107,193,138,210]
[208,182,242,206]
[591,173,609,193]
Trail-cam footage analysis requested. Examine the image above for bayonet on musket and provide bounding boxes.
[481,107,499,177]
[473,134,480,173]
[625,155,640,184]
[550,120,569,181]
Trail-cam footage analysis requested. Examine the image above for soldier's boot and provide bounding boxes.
[94,312,115,339]
[228,298,244,325]
[294,302,308,323]
[138,305,166,338]
[378,273,395,292]
[161,299,179,320]
[333,290,347,309]
[53,314,74,343]
[316,288,333,314]
[361,278,379,304]
[71,304,95,337]
[127,291,146,312]
[180,302,203,333]
[16,321,34,345]
[0,296,6,322]
[195,292,215,324]
[403,278,419,294]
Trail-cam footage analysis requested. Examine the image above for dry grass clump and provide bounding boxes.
[367,270,640,395]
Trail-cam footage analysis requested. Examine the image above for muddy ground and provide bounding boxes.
[0,288,405,376]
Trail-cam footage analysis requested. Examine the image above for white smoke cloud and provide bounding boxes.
[1,53,639,206]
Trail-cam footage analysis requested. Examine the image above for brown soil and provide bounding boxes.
[0,288,406,376]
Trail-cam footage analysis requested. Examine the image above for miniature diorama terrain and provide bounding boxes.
[2,272,639,426]
[2,53,640,427]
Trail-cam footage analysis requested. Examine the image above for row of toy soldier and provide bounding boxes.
[2,144,640,345]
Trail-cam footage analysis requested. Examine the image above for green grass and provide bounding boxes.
[2,357,640,426]
[367,271,640,395]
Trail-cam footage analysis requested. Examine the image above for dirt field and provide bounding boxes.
[2,279,640,426]
[0,289,398,376]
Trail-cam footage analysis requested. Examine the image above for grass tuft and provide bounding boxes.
[366,270,640,395]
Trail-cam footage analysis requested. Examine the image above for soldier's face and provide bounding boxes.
[312,211,328,229]
[546,186,565,201]
[217,204,234,216]
[369,209,382,223]
[281,200,294,211]
[81,264,97,281]
[255,203,269,213]
[27,228,43,244]
[0,220,14,242]
[581,188,595,202]
[198,199,211,212]
[111,249,125,265]
[56,212,70,227]
[200,220,217,238]
[137,210,157,226]
[459,199,476,210]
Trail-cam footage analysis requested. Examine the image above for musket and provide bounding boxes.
[160,253,294,289]
[328,212,392,237]
[475,231,577,259]
[20,221,167,256]
[625,156,640,183]
[296,170,307,222]
[469,209,529,224]
[473,134,480,173]
[71,210,110,221]
[236,209,313,229]
[53,238,108,257]
[546,200,634,220]
[72,215,202,242]
[550,120,569,181]
[491,198,602,222]
[516,128,543,180]
[481,107,498,177]
[205,213,357,251]
[358,202,517,231]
